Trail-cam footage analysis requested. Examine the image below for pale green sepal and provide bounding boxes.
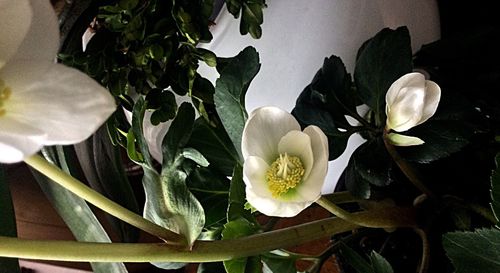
[387,132,425,146]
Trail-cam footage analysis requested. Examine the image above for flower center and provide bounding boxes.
[0,79,12,117]
[266,153,305,197]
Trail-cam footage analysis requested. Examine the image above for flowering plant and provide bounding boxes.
[1,1,500,273]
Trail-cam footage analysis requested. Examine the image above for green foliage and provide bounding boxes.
[225,0,266,39]
[132,99,205,248]
[261,253,297,273]
[227,164,252,222]
[354,26,412,124]
[214,46,261,160]
[292,56,360,160]
[340,244,394,273]
[443,228,500,273]
[34,147,129,273]
[0,166,20,273]
[222,218,261,273]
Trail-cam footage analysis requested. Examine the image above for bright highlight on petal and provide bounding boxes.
[385,72,441,146]
[242,106,329,217]
[0,0,116,163]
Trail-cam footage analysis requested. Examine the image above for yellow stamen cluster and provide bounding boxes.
[266,153,305,197]
[0,79,12,116]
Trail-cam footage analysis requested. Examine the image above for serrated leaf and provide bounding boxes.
[214,46,261,160]
[35,147,128,273]
[491,153,500,224]
[370,251,394,273]
[443,228,500,273]
[354,27,412,124]
[0,166,20,273]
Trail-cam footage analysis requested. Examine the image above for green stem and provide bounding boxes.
[24,154,184,244]
[414,228,430,273]
[383,130,436,199]
[316,197,416,228]
[322,191,361,204]
[0,216,359,262]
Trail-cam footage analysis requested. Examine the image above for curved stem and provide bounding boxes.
[316,197,416,228]
[322,191,362,204]
[24,154,184,244]
[0,216,358,262]
[383,130,436,199]
[414,228,430,273]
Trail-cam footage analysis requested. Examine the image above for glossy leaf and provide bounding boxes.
[339,244,374,273]
[214,46,261,160]
[35,147,128,273]
[354,27,412,123]
[0,166,20,273]
[443,228,500,273]
[370,251,394,273]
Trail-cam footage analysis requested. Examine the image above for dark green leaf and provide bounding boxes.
[261,253,296,273]
[443,228,500,273]
[340,244,374,273]
[223,218,261,273]
[161,102,196,165]
[344,157,371,199]
[227,164,252,222]
[0,165,20,273]
[35,147,128,273]
[354,27,412,124]
[198,262,226,273]
[354,138,393,187]
[214,46,261,160]
[397,120,474,163]
[491,153,500,224]
[292,56,362,160]
[189,117,239,175]
[370,251,394,273]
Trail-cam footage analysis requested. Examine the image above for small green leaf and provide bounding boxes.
[223,218,261,273]
[214,46,261,160]
[443,228,500,273]
[354,27,412,124]
[0,166,20,273]
[340,244,374,273]
[227,164,252,222]
[491,153,500,224]
[181,147,210,167]
[261,253,296,273]
[370,251,394,273]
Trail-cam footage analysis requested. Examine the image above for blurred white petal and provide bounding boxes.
[0,0,32,67]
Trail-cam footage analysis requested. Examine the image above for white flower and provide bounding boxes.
[241,107,329,217]
[385,72,441,146]
[0,0,116,163]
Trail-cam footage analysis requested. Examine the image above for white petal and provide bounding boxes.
[417,80,441,126]
[241,106,300,163]
[0,133,45,163]
[14,0,59,63]
[385,72,425,109]
[243,156,273,198]
[295,126,328,201]
[7,63,116,144]
[245,188,312,217]
[277,130,313,179]
[0,0,32,67]
[387,132,425,146]
[386,86,425,132]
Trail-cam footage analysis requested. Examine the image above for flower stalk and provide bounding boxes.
[0,216,359,262]
[316,196,417,228]
[24,154,184,244]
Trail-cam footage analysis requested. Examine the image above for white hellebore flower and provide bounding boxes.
[242,107,329,217]
[385,72,441,146]
[0,0,116,163]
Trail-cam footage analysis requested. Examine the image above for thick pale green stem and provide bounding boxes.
[24,154,184,244]
[0,216,358,262]
[316,197,416,228]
